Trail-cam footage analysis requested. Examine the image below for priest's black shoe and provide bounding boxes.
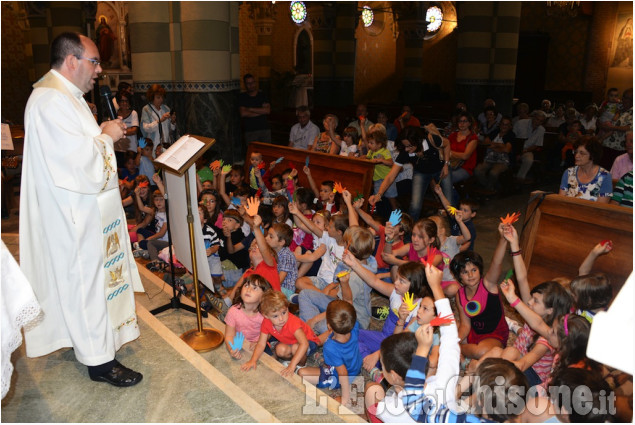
[90,360,143,387]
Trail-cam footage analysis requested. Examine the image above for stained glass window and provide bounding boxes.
[361,6,374,27]
[290,1,307,24]
[426,6,443,32]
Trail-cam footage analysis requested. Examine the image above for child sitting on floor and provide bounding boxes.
[298,300,362,408]
[224,274,272,359]
[242,290,321,377]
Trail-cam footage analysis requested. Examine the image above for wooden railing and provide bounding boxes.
[245,142,376,202]
[520,191,633,293]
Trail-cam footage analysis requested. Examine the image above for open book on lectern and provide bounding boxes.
[154,134,215,176]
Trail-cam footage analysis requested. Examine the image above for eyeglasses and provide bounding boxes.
[76,56,101,67]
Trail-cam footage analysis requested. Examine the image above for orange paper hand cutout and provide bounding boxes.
[210,159,223,171]
[245,197,260,217]
[500,212,521,225]
[430,314,455,327]
[333,182,346,194]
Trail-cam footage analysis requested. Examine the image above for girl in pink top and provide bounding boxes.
[383,219,443,280]
[224,274,272,360]
[450,224,509,361]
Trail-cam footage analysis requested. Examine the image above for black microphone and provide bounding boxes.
[99,85,117,120]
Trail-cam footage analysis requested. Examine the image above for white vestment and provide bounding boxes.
[20,70,143,366]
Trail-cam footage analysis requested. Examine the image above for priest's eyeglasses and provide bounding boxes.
[76,56,101,67]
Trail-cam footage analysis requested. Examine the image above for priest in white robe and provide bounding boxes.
[20,32,144,387]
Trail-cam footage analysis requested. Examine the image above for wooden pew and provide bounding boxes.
[245,142,376,202]
[519,191,633,294]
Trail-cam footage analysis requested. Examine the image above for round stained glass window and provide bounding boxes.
[361,6,374,27]
[290,1,307,24]
[426,6,443,32]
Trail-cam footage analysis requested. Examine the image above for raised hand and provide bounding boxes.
[368,194,380,206]
[414,323,434,350]
[333,182,346,194]
[303,165,311,176]
[342,189,352,204]
[500,212,521,225]
[342,249,360,268]
[502,223,519,245]
[210,159,222,171]
[499,278,518,303]
[596,240,614,255]
[423,262,443,289]
[384,222,397,240]
[221,164,232,175]
[402,292,417,311]
[152,173,162,185]
[352,196,364,210]
[388,209,402,227]
[252,214,263,228]
[245,197,260,217]
[288,201,300,215]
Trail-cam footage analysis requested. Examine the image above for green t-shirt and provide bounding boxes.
[367,147,392,181]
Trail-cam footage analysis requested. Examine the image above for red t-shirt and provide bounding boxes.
[260,313,320,345]
[394,116,421,133]
[449,131,479,175]
[243,259,281,291]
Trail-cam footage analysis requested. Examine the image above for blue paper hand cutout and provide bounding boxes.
[305,156,310,167]
[231,197,241,206]
[388,209,402,226]
[229,332,245,351]
[274,156,285,164]
[138,137,147,148]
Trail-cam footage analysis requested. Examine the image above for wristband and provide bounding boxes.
[510,298,521,308]
[510,249,522,257]
[385,236,394,243]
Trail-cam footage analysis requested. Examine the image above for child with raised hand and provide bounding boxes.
[429,213,470,297]
[365,263,449,422]
[298,226,377,335]
[127,176,155,247]
[248,151,266,190]
[382,219,443,272]
[311,114,341,154]
[224,274,272,360]
[294,209,329,279]
[433,184,477,252]
[298,300,362,408]
[271,195,293,227]
[450,223,509,361]
[290,201,348,292]
[349,260,431,373]
[353,195,413,279]
[219,166,252,237]
[265,222,297,301]
[242,290,320,377]
[578,240,613,276]
[569,273,613,323]
[463,224,572,387]
[303,165,339,214]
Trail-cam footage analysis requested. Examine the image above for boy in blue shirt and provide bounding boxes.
[298,300,362,408]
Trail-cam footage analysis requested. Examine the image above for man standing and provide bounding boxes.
[239,73,271,144]
[20,32,143,387]
[288,105,319,149]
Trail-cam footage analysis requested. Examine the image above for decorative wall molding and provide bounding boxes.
[134,80,241,93]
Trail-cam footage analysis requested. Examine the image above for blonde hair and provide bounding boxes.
[343,226,374,260]
[260,290,289,316]
[429,215,450,237]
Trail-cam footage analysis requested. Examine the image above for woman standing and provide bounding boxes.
[559,137,612,203]
[369,125,449,220]
[441,112,479,206]
[115,90,139,154]
[141,84,176,157]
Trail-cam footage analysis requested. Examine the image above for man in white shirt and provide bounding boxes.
[288,105,320,149]
[513,110,546,180]
[20,32,143,387]
[347,103,374,135]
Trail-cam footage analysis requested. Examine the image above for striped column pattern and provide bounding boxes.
[333,2,356,105]
[251,2,277,94]
[396,3,427,105]
[308,3,336,107]
[27,2,83,80]
[455,2,521,115]
[128,1,173,92]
